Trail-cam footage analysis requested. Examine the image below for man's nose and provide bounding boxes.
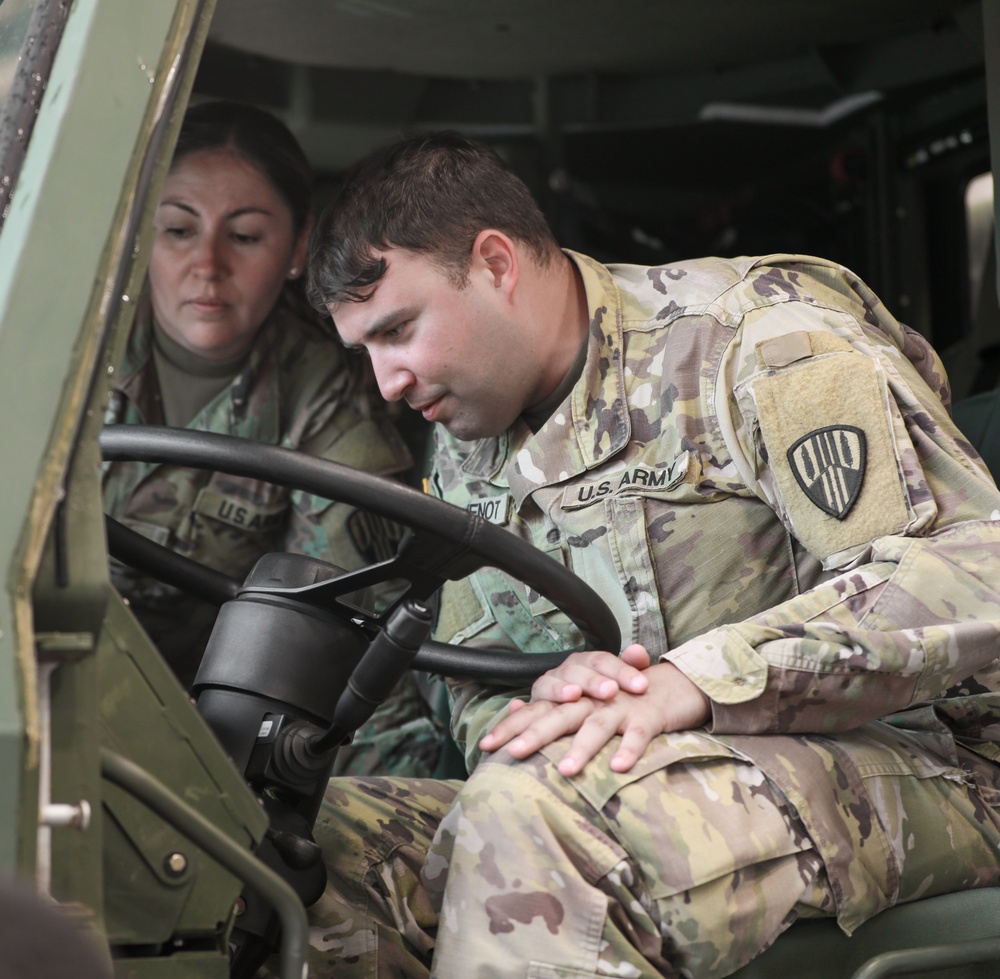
[370,353,413,403]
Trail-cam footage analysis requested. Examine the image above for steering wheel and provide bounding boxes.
[100,425,622,683]
[101,423,622,978]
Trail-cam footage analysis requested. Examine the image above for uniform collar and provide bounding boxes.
[461,251,630,507]
[113,293,162,424]
[111,292,283,444]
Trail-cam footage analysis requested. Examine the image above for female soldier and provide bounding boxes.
[103,101,442,778]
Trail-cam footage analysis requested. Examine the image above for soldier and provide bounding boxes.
[303,131,1000,978]
[103,103,443,778]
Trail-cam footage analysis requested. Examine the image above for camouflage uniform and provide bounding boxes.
[307,252,1000,978]
[103,301,444,778]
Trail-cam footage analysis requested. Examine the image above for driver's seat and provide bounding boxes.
[729,887,1000,978]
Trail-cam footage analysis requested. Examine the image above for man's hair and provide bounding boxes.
[307,131,560,308]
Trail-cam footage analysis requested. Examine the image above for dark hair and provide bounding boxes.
[307,131,559,308]
[172,101,313,235]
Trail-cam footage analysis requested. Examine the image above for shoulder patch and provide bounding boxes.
[746,344,911,561]
[346,510,404,564]
[787,426,866,519]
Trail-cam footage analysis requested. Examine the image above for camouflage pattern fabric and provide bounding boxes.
[306,252,1000,976]
[305,736,1000,978]
[103,300,444,777]
[329,671,446,779]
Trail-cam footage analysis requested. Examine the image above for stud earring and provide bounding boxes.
[289,266,300,277]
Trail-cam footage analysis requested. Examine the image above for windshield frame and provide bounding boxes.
[0,0,73,235]
[0,0,216,880]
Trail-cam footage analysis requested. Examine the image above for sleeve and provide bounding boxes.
[663,301,1000,736]
[278,335,414,570]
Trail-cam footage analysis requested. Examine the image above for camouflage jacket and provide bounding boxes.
[103,301,411,608]
[430,251,1000,787]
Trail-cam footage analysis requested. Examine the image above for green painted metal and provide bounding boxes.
[731,887,1000,979]
[0,0,194,876]
[0,0,284,972]
[101,747,302,979]
[114,953,230,979]
[98,596,268,958]
[851,938,1000,979]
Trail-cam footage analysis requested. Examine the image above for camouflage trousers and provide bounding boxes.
[304,726,1000,979]
[329,671,445,779]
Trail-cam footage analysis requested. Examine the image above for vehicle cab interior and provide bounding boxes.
[1,1,999,977]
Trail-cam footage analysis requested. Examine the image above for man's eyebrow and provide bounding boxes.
[345,308,413,349]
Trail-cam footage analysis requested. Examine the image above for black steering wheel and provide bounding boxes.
[100,425,622,683]
[101,424,623,978]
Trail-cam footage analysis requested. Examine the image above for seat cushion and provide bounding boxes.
[953,388,1000,483]
[728,888,1000,979]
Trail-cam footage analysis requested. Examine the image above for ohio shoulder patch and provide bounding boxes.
[787,425,866,520]
[346,510,404,564]
[746,330,910,561]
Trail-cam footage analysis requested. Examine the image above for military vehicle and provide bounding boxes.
[1,0,998,976]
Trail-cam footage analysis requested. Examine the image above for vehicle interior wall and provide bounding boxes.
[0,3,997,973]
[186,0,997,407]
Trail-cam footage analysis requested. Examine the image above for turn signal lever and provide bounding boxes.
[274,599,434,782]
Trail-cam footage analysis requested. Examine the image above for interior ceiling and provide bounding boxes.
[208,0,975,80]
[198,0,987,177]
[199,0,996,339]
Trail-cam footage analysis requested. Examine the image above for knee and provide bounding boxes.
[434,746,588,857]
[461,746,554,802]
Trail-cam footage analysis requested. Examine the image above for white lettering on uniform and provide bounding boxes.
[561,456,691,511]
[467,495,512,525]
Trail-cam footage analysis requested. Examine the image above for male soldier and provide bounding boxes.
[303,131,1000,978]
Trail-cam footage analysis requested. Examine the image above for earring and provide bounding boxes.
[289,266,300,277]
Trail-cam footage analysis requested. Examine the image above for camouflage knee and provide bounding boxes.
[426,738,831,979]
[304,776,460,978]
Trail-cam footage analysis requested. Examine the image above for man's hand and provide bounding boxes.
[479,645,711,776]
[524,643,652,703]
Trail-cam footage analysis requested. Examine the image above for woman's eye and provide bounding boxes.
[164,226,193,239]
[232,232,260,245]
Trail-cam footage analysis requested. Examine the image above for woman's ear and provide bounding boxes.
[471,229,519,297]
[289,214,315,279]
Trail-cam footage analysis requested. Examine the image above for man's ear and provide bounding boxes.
[471,229,519,297]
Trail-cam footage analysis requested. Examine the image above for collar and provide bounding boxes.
[110,291,282,445]
[461,251,631,508]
